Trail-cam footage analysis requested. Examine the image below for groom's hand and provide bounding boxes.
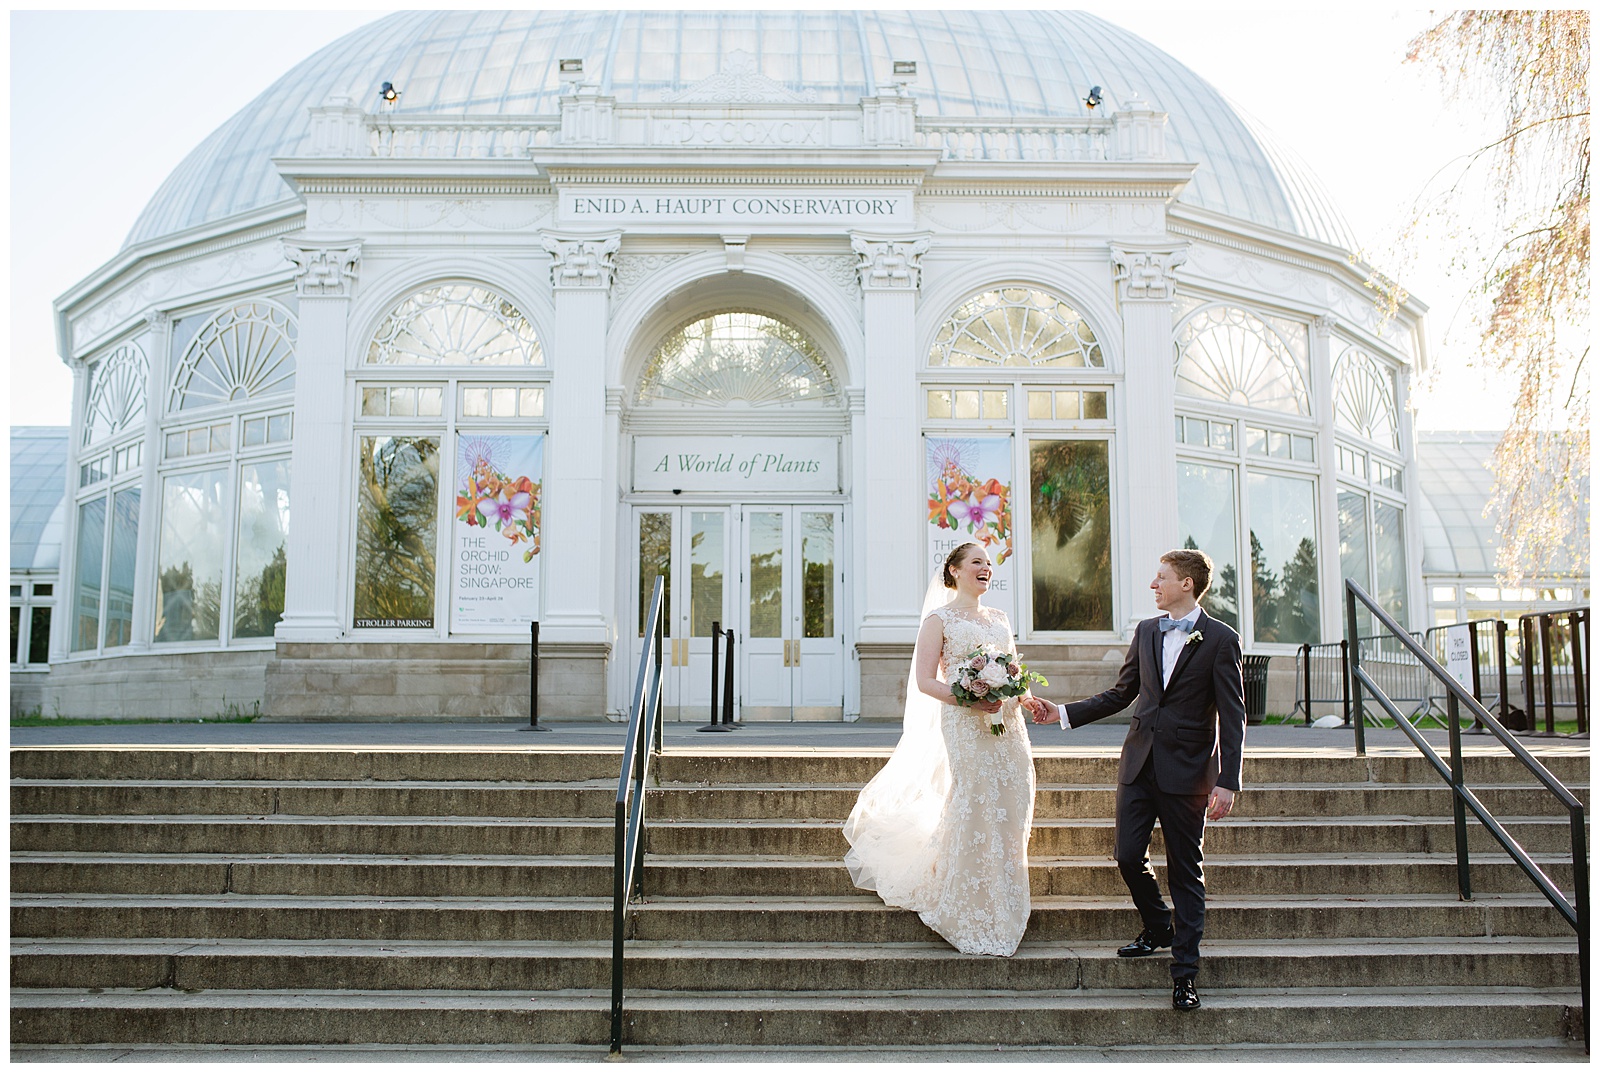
[1025,697,1058,724]
[1207,786,1236,821]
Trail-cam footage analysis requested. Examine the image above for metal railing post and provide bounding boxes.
[1345,589,1366,756]
[1521,616,1537,736]
[1569,610,1587,735]
[1299,643,1312,726]
[520,620,552,732]
[1465,619,1485,733]
[1539,612,1557,734]
[1495,618,1511,726]
[1339,639,1351,728]
[722,627,738,728]
[1447,691,1471,899]
[698,621,734,733]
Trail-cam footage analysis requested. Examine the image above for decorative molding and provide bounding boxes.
[605,387,627,415]
[544,169,926,188]
[541,231,622,290]
[844,387,867,415]
[668,50,816,104]
[282,241,361,297]
[851,233,932,290]
[722,234,749,273]
[1312,314,1339,340]
[1111,245,1187,302]
[292,178,554,197]
[608,252,688,308]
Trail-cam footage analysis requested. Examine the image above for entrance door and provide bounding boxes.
[741,507,845,720]
[632,507,731,720]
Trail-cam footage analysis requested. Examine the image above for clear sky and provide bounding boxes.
[8,5,1516,430]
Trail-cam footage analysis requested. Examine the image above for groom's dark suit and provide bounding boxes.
[1063,608,1246,981]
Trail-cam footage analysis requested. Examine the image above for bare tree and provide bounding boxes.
[1389,11,1589,584]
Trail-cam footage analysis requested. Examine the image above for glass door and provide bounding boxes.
[632,506,731,720]
[740,506,845,721]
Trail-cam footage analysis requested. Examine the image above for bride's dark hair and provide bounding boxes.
[941,542,983,589]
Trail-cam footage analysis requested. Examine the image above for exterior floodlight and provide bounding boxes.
[559,58,584,83]
[892,60,917,80]
[1084,85,1102,111]
[379,81,400,104]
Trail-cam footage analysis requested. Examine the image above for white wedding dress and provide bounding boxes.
[843,603,1036,956]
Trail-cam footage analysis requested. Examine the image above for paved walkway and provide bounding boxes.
[9,718,1587,756]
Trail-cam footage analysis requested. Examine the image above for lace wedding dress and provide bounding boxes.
[843,604,1036,956]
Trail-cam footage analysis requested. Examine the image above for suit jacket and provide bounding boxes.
[1064,608,1246,796]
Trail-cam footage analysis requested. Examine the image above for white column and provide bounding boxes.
[1395,364,1423,632]
[1311,316,1346,642]
[275,240,361,642]
[852,233,931,645]
[52,362,88,660]
[127,310,170,649]
[538,231,620,643]
[1111,245,1186,635]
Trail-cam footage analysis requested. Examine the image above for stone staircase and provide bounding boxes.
[9,745,1588,1058]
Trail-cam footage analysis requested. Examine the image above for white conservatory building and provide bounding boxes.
[46,10,1427,721]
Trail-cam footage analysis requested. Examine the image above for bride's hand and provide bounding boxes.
[972,697,1003,715]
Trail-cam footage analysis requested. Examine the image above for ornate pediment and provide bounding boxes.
[668,50,816,105]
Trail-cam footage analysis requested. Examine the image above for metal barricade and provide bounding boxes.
[1292,641,1351,725]
[1516,607,1590,735]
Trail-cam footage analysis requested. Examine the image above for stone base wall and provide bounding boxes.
[262,641,609,721]
[10,669,50,717]
[37,649,273,720]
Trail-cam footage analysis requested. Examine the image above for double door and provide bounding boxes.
[631,505,844,721]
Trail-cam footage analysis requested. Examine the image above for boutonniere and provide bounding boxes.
[1184,630,1204,646]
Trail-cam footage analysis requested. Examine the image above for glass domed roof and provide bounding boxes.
[126,10,1357,250]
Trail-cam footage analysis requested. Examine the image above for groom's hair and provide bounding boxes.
[1161,548,1213,599]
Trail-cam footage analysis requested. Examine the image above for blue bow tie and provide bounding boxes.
[1158,616,1194,633]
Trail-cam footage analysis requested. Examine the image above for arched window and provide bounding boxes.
[929,287,1103,368]
[637,311,837,407]
[1173,304,1309,415]
[170,301,297,411]
[84,342,148,446]
[367,284,543,366]
[1333,346,1399,450]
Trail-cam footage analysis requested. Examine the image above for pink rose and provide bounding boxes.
[967,680,990,696]
[1006,663,1020,677]
[969,656,987,670]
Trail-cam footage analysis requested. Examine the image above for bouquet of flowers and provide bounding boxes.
[948,644,1048,735]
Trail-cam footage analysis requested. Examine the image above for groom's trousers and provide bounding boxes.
[1114,755,1209,981]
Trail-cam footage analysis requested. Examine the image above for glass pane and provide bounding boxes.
[234,460,292,638]
[1083,391,1108,420]
[29,606,51,664]
[1030,440,1112,631]
[353,437,439,628]
[689,511,724,637]
[10,605,19,664]
[244,417,267,446]
[33,584,51,596]
[1176,462,1240,630]
[927,389,952,419]
[463,387,490,418]
[210,423,230,451]
[418,387,443,417]
[268,413,293,441]
[1268,430,1290,459]
[748,512,784,638]
[103,488,140,648]
[187,428,209,455]
[519,388,544,417]
[1338,490,1371,636]
[390,387,416,417]
[362,388,387,416]
[1211,422,1234,451]
[155,469,227,642]
[1245,427,1267,454]
[1184,417,1208,446]
[1249,471,1320,644]
[638,512,671,637]
[71,497,106,651]
[491,387,516,417]
[981,390,1007,419]
[1055,390,1080,419]
[166,432,185,458]
[1372,501,1407,627]
[1292,434,1315,461]
[1431,586,1456,601]
[1027,391,1052,420]
[953,390,980,420]
[802,512,835,638]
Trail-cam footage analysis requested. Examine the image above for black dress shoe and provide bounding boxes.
[1116,927,1174,957]
[1172,978,1200,1010]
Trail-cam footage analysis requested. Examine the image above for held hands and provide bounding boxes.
[1023,695,1058,724]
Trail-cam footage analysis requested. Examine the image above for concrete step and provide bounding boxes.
[11,747,1590,789]
[11,812,1584,858]
[12,779,1588,819]
[11,892,1577,943]
[11,936,1580,992]
[9,986,1584,1047]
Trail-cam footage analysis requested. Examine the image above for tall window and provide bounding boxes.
[1333,343,1408,632]
[924,286,1114,635]
[170,301,296,411]
[353,282,549,633]
[637,311,836,407]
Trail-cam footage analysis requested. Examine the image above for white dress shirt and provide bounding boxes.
[1056,610,1198,730]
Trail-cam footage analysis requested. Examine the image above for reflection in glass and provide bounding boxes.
[156,469,228,642]
[929,288,1104,368]
[1248,472,1319,644]
[1030,440,1112,631]
[1338,489,1371,635]
[104,489,140,648]
[235,460,292,638]
[1372,501,1407,627]
[9,607,19,663]
[353,437,438,627]
[638,513,671,637]
[802,512,835,638]
[1176,463,1240,629]
[30,607,51,665]
[749,512,784,638]
[71,498,105,651]
[689,512,724,637]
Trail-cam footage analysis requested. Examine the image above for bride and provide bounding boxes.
[842,540,1037,956]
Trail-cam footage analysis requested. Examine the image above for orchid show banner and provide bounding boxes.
[925,435,1015,620]
[451,434,544,633]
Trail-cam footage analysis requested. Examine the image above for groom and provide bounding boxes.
[1027,548,1245,1011]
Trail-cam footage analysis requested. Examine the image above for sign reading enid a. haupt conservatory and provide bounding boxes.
[633,436,839,493]
[560,189,913,227]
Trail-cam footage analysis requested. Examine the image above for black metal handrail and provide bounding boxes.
[1344,580,1589,1051]
[610,576,665,1055]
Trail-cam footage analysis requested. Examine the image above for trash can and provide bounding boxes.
[1241,654,1272,725]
